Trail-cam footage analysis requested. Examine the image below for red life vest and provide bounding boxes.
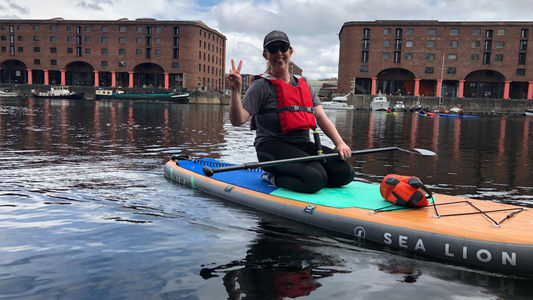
[380,174,432,207]
[256,73,316,134]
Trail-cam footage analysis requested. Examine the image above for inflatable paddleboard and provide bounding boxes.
[164,156,533,275]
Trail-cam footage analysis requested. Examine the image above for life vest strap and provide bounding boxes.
[256,106,315,115]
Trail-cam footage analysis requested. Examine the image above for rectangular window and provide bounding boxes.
[67,26,72,32]
[520,40,528,51]
[146,48,151,58]
[119,26,126,32]
[485,30,493,38]
[447,67,456,74]
[146,27,152,35]
[67,36,73,42]
[76,26,81,34]
[484,40,492,50]
[16,25,22,31]
[360,65,368,72]
[0,25,5,30]
[119,61,126,67]
[497,29,506,35]
[199,63,201,71]
[199,51,201,59]
[425,67,434,74]
[34,59,40,65]
[394,51,401,63]
[102,26,108,32]
[67,48,73,54]
[450,28,459,35]
[518,53,526,65]
[155,38,161,44]
[405,40,413,47]
[173,27,179,35]
[449,41,458,47]
[471,54,479,61]
[472,41,480,48]
[496,41,504,48]
[50,47,57,53]
[76,36,81,45]
[137,26,142,33]
[101,37,108,43]
[395,28,402,37]
[173,48,179,59]
[1,46,6,52]
[428,29,436,35]
[85,26,91,32]
[517,69,526,76]
[155,49,161,56]
[85,48,90,54]
[383,40,390,47]
[77,47,81,57]
[85,37,91,43]
[10,45,14,55]
[495,54,503,61]
[155,27,161,33]
[362,51,369,62]
[172,62,179,69]
[33,36,39,41]
[483,53,491,65]
[426,53,435,60]
[34,47,40,53]
[17,46,23,53]
[17,35,23,41]
[136,37,142,44]
[405,53,413,60]
[363,28,370,37]
[427,40,435,47]
[174,37,179,47]
[382,53,390,60]
[448,54,457,61]
[384,28,391,35]
[362,39,369,49]
[101,48,108,54]
[407,28,414,35]
[0,35,5,41]
[119,49,125,55]
[119,37,125,44]
[50,36,57,42]
[33,25,39,31]
[136,49,142,55]
[101,61,108,67]
[521,29,529,38]
[50,59,57,66]
[146,37,151,46]
[50,26,56,32]
[473,28,481,35]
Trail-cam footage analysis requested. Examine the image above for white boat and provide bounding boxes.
[449,107,461,114]
[0,89,20,97]
[525,109,533,116]
[370,93,390,111]
[321,94,354,110]
[392,100,406,112]
[33,86,84,99]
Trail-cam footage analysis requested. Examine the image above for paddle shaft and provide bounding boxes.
[203,146,402,177]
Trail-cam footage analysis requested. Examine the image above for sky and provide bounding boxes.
[1,0,532,80]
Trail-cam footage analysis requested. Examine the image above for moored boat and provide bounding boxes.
[525,109,533,116]
[0,89,20,97]
[33,86,84,99]
[370,93,389,111]
[164,155,533,275]
[95,89,189,103]
[392,100,406,112]
[321,94,354,110]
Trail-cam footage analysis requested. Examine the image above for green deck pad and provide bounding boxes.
[270,181,435,210]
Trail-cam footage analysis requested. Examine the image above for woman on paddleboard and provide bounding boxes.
[227,30,354,193]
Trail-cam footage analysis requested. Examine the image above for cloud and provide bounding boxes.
[6,0,29,15]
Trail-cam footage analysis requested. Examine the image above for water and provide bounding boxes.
[0,98,532,299]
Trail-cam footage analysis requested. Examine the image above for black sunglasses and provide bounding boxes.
[265,43,290,54]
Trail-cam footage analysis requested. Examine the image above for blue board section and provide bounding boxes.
[178,159,279,194]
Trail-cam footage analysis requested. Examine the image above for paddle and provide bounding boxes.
[202,147,436,177]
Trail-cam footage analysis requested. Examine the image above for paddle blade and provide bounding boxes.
[412,148,436,156]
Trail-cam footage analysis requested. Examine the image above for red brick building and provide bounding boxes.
[0,18,226,91]
[339,20,533,99]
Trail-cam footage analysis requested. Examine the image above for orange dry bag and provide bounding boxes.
[380,174,432,207]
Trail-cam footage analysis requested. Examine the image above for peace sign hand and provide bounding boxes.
[228,59,243,91]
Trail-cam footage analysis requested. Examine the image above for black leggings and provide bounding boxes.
[256,140,355,193]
